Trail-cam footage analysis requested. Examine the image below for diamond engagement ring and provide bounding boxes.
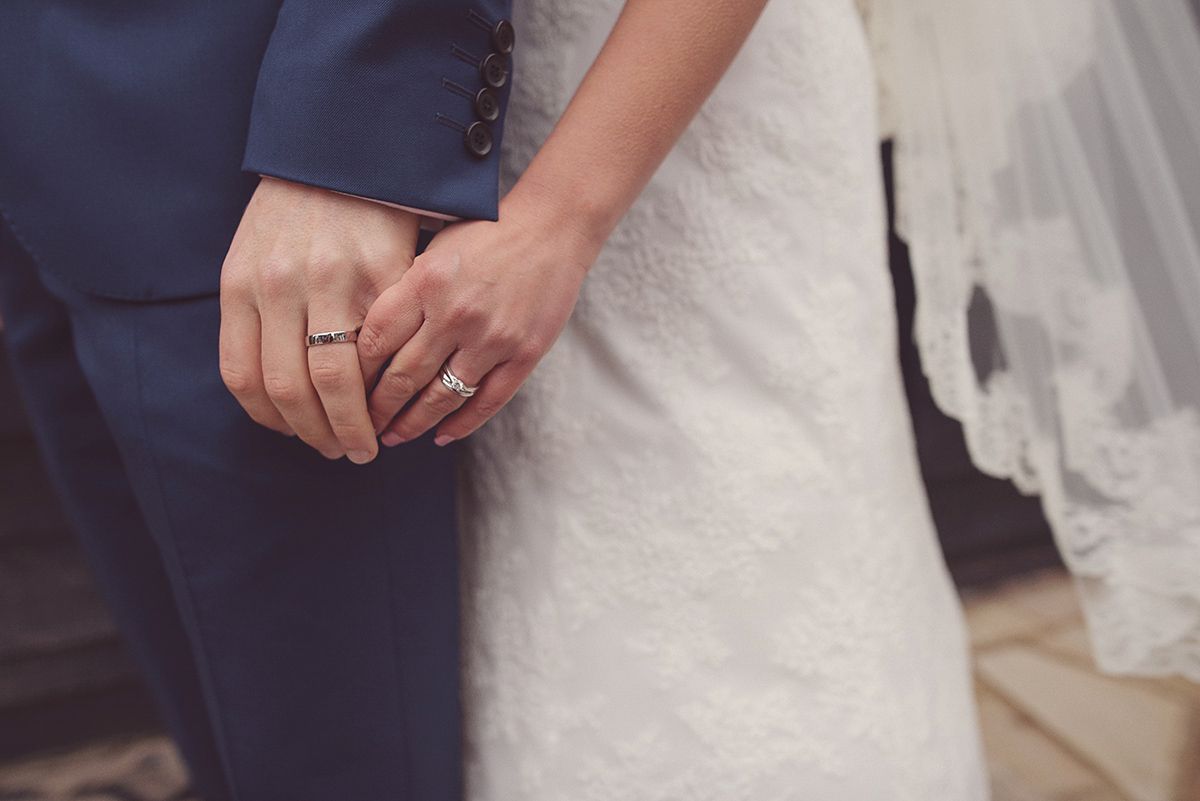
[306,328,360,347]
[441,365,479,398]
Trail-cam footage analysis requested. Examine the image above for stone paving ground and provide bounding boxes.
[968,570,1200,801]
[1,568,1197,801]
[0,736,192,801]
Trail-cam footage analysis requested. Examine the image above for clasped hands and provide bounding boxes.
[219,177,593,464]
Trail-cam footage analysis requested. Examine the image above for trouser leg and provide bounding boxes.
[0,222,463,801]
[0,223,231,801]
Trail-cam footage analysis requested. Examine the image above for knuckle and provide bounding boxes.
[257,257,298,298]
[219,361,256,396]
[450,300,490,331]
[471,396,507,420]
[263,373,305,406]
[219,262,249,295]
[440,301,471,329]
[411,261,459,306]
[329,420,367,444]
[408,270,434,299]
[487,323,526,354]
[369,403,395,428]
[412,255,448,288]
[390,425,419,443]
[359,241,406,281]
[513,340,544,365]
[425,391,462,417]
[305,250,343,292]
[356,324,392,361]
[378,369,418,400]
[308,357,350,390]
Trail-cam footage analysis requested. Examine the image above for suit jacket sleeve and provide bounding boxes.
[242,0,513,221]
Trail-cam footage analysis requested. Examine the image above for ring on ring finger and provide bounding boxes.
[307,327,361,347]
[441,364,479,398]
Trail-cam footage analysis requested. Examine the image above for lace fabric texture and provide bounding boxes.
[866,0,1200,678]
[460,1,989,798]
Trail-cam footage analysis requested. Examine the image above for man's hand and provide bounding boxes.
[358,196,598,447]
[219,177,420,463]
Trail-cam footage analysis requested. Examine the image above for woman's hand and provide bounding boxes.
[219,177,420,463]
[358,0,770,449]
[358,195,599,446]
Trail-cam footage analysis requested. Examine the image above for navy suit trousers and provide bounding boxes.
[0,220,463,801]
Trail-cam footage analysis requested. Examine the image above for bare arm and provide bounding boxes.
[360,0,771,446]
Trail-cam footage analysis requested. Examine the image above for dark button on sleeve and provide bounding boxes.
[491,20,516,55]
[464,121,494,158]
[480,53,509,89]
[474,88,501,123]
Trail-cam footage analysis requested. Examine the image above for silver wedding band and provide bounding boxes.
[441,365,479,398]
[307,327,360,347]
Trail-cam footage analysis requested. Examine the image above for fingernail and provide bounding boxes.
[381,432,404,447]
[435,434,455,447]
[347,450,373,464]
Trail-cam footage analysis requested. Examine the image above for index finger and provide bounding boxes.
[357,279,424,389]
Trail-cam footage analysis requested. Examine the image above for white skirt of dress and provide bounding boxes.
[460,1,990,798]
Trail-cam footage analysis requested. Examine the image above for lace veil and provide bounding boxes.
[859,0,1200,679]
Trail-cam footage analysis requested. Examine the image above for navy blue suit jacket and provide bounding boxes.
[0,1,513,301]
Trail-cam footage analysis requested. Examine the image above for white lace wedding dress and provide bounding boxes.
[460,1,990,798]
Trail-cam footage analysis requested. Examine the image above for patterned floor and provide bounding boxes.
[1,569,1197,801]
[968,570,1200,801]
[0,737,192,801]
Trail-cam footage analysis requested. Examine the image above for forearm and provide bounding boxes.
[504,0,770,248]
[359,0,770,446]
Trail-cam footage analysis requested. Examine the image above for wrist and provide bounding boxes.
[501,171,621,268]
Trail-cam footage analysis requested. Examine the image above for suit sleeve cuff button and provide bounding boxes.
[474,88,501,123]
[492,20,515,55]
[480,53,509,89]
[464,121,494,158]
